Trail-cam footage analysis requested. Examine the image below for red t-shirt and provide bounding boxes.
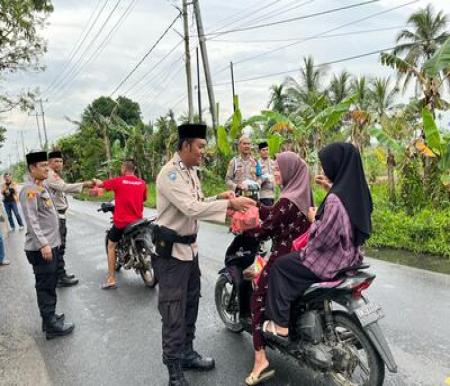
[103,175,147,229]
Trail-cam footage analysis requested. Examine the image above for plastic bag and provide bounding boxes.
[291,230,310,252]
[230,206,260,233]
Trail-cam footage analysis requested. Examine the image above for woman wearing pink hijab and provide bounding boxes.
[244,151,313,385]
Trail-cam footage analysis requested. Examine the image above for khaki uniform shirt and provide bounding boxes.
[225,155,258,192]
[19,175,60,251]
[156,152,228,261]
[46,168,84,214]
[258,157,277,199]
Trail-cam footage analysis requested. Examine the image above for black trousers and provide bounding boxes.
[56,218,67,278]
[265,252,319,327]
[26,248,59,323]
[153,255,201,363]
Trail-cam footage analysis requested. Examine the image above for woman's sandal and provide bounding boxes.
[245,366,275,385]
[262,320,288,337]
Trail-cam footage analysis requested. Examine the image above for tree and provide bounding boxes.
[329,70,352,104]
[0,0,54,112]
[267,84,288,113]
[370,77,398,119]
[0,125,5,148]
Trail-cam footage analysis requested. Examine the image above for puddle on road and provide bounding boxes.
[365,247,450,275]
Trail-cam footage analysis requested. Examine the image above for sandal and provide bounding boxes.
[101,281,118,290]
[245,366,275,385]
[262,320,288,337]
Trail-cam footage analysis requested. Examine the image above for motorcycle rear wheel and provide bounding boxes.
[215,275,243,333]
[329,313,385,386]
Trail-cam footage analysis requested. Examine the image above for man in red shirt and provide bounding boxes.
[96,159,147,289]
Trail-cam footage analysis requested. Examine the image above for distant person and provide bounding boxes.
[281,139,294,152]
[1,172,24,231]
[257,142,276,206]
[94,159,147,289]
[20,150,75,339]
[226,135,258,195]
[0,226,9,266]
[47,150,95,288]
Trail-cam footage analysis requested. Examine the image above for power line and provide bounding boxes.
[210,25,404,44]
[110,11,182,96]
[46,0,124,100]
[212,45,402,87]
[205,0,381,37]
[45,0,110,95]
[212,0,419,77]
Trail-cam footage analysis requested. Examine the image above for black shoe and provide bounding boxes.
[65,273,76,279]
[45,319,74,340]
[42,313,65,332]
[166,359,189,386]
[181,344,215,371]
[57,276,79,287]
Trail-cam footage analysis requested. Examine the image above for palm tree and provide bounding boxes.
[267,84,288,113]
[348,76,372,153]
[329,70,351,104]
[370,77,399,120]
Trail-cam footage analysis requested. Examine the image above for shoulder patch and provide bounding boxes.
[167,171,177,181]
[27,190,37,200]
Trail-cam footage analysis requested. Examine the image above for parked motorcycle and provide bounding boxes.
[215,234,397,385]
[98,202,157,288]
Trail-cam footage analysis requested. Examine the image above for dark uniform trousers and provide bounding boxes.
[56,217,67,278]
[153,254,201,363]
[25,248,59,322]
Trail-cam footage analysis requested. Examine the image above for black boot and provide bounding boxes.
[57,276,79,287]
[181,342,215,371]
[42,313,65,332]
[45,317,75,340]
[166,360,189,386]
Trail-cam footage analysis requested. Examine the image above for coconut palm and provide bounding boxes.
[329,70,352,104]
[370,77,399,120]
[267,84,288,113]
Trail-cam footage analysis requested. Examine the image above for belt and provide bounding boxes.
[57,209,67,214]
[175,234,197,244]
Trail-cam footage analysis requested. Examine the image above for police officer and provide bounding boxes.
[225,135,258,194]
[257,141,276,206]
[19,151,74,339]
[47,150,95,287]
[155,124,255,386]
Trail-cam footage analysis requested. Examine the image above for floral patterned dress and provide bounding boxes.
[246,198,310,350]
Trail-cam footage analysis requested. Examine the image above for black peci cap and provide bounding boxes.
[178,124,207,140]
[26,151,48,165]
[48,150,63,159]
[258,141,269,150]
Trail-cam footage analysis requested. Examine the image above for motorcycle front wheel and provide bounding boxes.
[214,275,243,333]
[329,313,385,386]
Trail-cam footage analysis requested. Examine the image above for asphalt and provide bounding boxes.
[0,198,449,386]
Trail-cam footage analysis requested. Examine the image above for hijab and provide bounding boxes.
[276,151,313,217]
[316,142,373,246]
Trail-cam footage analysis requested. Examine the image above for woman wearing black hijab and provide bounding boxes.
[261,142,373,338]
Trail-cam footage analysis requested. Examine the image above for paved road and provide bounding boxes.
[1,198,449,386]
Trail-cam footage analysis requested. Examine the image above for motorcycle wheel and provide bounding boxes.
[329,313,385,386]
[139,267,157,288]
[214,275,243,333]
[104,233,122,272]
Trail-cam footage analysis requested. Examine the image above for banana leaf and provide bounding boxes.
[217,125,231,156]
[267,134,283,157]
[422,108,442,155]
[369,127,403,153]
[423,36,450,77]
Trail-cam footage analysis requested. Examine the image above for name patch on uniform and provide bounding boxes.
[167,171,177,181]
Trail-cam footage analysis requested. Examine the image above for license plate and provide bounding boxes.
[355,303,384,326]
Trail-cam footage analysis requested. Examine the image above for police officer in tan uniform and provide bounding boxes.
[19,151,75,339]
[257,141,276,206]
[155,123,255,386]
[225,135,258,194]
[47,150,95,287]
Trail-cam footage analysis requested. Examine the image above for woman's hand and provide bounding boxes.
[307,207,317,223]
[315,175,332,192]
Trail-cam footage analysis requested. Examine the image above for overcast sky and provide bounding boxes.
[1,0,450,167]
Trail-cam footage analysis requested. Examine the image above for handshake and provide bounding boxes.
[83,179,104,196]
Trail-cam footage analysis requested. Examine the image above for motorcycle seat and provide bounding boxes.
[334,263,370,277]
[123,219,149,235]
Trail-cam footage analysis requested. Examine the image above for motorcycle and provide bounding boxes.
[98,202,157,288]
[215,234,397,385]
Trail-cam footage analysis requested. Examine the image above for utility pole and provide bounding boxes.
[29,110,43,148]
[38,98,49,150]
[182,0,194,123]
[196,47,202,122]
[20,131,26,158]
[193,0,217,134]
[230,61,236,112]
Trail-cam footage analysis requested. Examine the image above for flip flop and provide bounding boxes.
[245,367,276,385]
[262,320,289,337]
[101,282,118,290]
